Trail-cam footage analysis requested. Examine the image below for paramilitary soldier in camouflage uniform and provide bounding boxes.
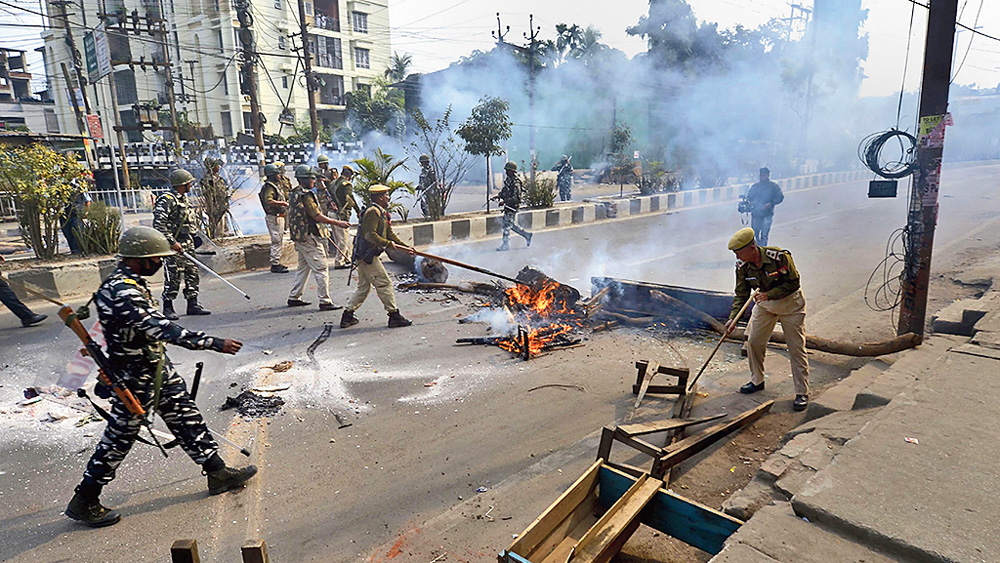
[287,165,351,310]
[65,226,256,527]
[329,165,358,269]
[493,161,532,252]
[551,155,573,201]
[315,154,339,215]
[417,154,438,218]
[260,163,289,273]
[725,227,809,411]
[340,184,414,329]
[154,169,209,319]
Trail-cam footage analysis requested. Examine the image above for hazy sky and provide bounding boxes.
[387,0,1000,98]
[1,0,998,98]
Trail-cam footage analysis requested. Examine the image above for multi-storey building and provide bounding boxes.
[0,47,59,133]
[41,0,389,143]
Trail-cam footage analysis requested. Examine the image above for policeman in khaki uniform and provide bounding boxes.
[66,226,256,527]
[329,165,358,269]
[259,164,289,273]
[725,227,809,411]
[287,165,350,311]
[340,184,414,329]
[154,170,209,319]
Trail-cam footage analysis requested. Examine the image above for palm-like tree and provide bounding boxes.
[384,52,413,82]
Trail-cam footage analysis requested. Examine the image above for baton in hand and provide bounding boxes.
[182,251,251,300]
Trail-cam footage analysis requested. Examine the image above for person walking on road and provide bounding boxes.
[494,162,532,252]
[0,254,46,327]
[725,227,809,412]
[340,184,414,329]
[551,155,573,201]
[259,164,289,273]
[65,226,256,528]
[745,167,784,246]
[330,166,358,269]
[154,169,210,320]
[287,165,351,311]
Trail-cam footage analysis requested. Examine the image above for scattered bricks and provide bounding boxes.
[774,460,815,498]
[784,410,874,447]
[778,431,822,459]
[722,475,784,521]
[758,453,794,484]
[797,442,835,471]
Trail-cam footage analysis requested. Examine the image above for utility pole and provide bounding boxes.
[53,0,92,115]
[296,0,320,153]
[185,59,199,122]
[60,62,89,138]
[235,0,265,170]
[525,14,540,186]
[897,0,958,336]
[99,0,131,196]
[157,0,181,152]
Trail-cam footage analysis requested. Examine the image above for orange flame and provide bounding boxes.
[498,280,580,357]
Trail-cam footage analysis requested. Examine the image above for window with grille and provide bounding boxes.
[352,11,367,33]
[354,47,369,69]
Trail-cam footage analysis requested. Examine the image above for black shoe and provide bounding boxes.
[270,264,289,273]
[793,394,808,411]
[287,299,311,307]
[65,491,121,528]
[340,310,359,328]
[525,232,533,247]
[388,311,412,328]
[21,313,47,327]
[739,381,765,394]
[162,300,179,320]
[333,264,351,270]
[186,299,211,315]
[207,464,258,495]
[319,303,342,311]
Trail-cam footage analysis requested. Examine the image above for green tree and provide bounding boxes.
[410,106,473,220]
[456,96,512,213]
[609,123,635,192]
[345,76,406,138]
[0,144,88,259]
[384,52,413,82]
[351,148,416,221]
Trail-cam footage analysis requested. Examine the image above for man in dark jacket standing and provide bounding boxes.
[745,167,784,246]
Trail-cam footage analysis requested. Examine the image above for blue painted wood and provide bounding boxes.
[597,466,741,555]
[498,550,535,563]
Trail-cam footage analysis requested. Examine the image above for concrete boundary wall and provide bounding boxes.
[7,170,867,302]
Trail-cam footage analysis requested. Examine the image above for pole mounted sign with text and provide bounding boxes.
[83,23,112,84]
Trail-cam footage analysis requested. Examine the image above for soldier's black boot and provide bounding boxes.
[65,483,121,528]
[162,299,179,320]
[340,309,359,328]
[525,232,533,247]
[206,464,258,495]
[186,298,211,316]
[497,241,510,252]
[387,311,412,328]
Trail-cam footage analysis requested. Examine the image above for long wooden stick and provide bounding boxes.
[410,249,522,285]
[687,290,756,391]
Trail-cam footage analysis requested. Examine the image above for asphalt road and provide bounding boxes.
[1,162,999,563]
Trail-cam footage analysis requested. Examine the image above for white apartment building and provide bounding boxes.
[41,0,389,143]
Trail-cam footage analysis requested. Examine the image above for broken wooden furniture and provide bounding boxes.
[598,401,773,480]
[498,461,742,563]
[591,277,739,327]
[633,360,689,402]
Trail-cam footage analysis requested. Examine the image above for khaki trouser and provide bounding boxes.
[289,234,332,305]
[265,214,284,266]
[347,257,397,314]
[330,224,351,267]
[746,289,809,396]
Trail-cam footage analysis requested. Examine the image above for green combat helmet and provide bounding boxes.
[504,161,517,172]
[317,154,329,164]
[264,163,279,177]
[169,169,195,187]
[295,164,316,179]
[419,154,430,164]
[119,226,175,258]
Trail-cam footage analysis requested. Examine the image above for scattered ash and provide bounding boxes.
[221,390,285,418]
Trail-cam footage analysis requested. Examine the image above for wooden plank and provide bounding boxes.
[571,474,661,563]
[241,539,270,563]
[596,426,614,462]
[605,461,646,479]
[618,413,728,437]
[536,513,598,563]
[507,459,603,559]
[598,465,742,555]
[612,428,664,458]
[634,360,690,378]
[634,360,659,409]
[658,401,774,470]
[592,277,735,322]
[171,539,200,563]
[662,384,699,482]
[630,384,686,395]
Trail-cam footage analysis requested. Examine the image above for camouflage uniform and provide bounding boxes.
[153,188,199,300]
[498,173,531,249]
[418,163,438,218]
[551,158,573,201]
[316,166,338,216]
[82,263,225,486]
[287,184,333,305]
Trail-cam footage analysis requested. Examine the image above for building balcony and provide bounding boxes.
[314,12,339,32]
[312,53,343,70]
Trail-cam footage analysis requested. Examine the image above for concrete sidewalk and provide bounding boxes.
[712,276,1000,562]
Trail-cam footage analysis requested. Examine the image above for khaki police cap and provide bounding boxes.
[728,227,756,251]
[341,165,354,176]
[368,184,390,195]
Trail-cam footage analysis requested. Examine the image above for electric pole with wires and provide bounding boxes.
[296,0,320,153]
[896,0,959,336]
[494,13,541,185]
[235,0,266,171]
